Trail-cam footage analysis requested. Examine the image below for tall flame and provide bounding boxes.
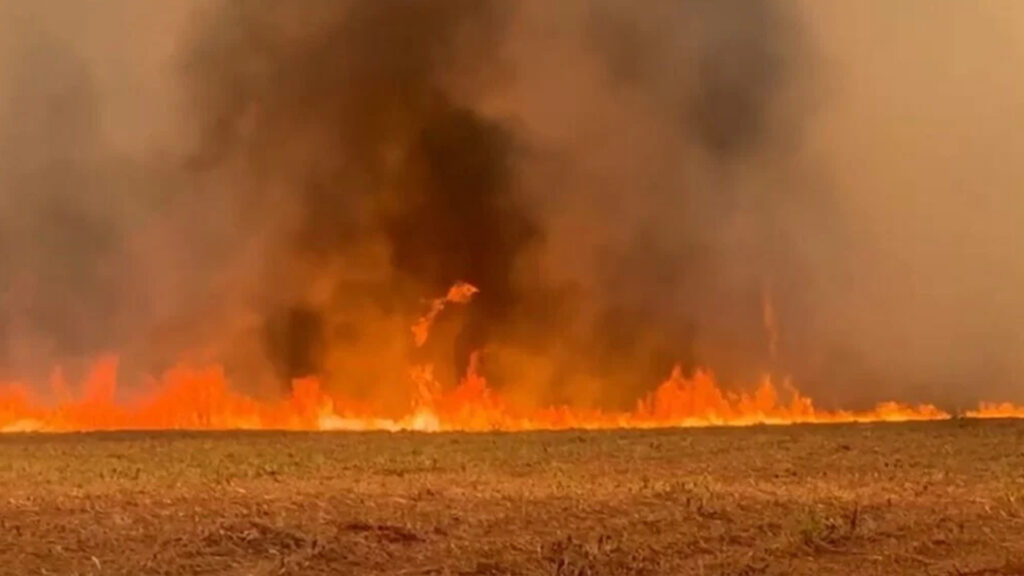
[0,282,1020,433]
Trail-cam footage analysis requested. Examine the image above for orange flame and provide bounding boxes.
[0,282,1020,433]
[0,356,957,433]
[411,281,479,347]
[965,403,1024,420]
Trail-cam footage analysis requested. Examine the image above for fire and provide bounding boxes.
[0,282,1020,433]
[411,281,479,347]
[965,403,1024,420]
[0,355,955,433]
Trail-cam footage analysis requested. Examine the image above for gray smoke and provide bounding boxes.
[0,11,128,381]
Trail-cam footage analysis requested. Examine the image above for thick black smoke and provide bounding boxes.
[183,0,540,394]
[178,0,808,406]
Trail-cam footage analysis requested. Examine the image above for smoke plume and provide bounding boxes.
[0,0,1022,411]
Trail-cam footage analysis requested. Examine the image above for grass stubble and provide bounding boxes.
[2,420,1024,575]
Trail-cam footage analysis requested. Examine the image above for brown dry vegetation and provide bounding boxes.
[2,421,1024,575]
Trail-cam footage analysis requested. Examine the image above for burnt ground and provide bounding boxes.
[1,421,1024,575]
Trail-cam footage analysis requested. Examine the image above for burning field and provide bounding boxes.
[3,292,1024,576]
[0,280,1017,434]
[1,0,1024,573]
[1,0,1023,430]
[0,279,1018,434]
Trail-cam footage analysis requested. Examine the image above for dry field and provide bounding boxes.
[2,421,1024,575]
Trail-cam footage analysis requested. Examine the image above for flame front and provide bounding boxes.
[0,356,956,434]
[0,283,1018,433]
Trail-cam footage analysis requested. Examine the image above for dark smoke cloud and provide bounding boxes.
[182,0,536,396]
[503,0,812,406]
[177,0,810,408]
[0,0,812,406]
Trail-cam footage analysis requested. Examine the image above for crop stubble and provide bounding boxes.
[1,421,1023,575]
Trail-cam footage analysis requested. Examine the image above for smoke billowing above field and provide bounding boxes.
[0,0,1022,410]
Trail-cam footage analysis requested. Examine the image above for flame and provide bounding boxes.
[965,403,1024,420]
[411,281,479,347]
[0,356,954,433]
[0,282,1020,433]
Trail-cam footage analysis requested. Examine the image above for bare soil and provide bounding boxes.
[2,421,1024,575]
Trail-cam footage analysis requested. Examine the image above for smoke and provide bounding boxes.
[790,1,1024,407]
[0,0,222,385]
[0,35,117,374]
[176,0,537,404]
[477,0,813,407]
[0,0,1022,410]
[0,2,141,380]
[171,0,808,409]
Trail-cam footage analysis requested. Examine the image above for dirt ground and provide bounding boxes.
[2,421,1024,575]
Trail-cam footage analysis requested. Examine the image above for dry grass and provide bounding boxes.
[2,420,1024,575]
